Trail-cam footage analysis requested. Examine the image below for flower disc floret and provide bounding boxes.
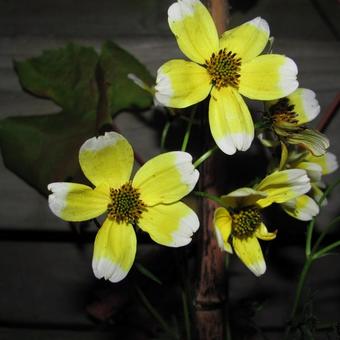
[268,98,299,126]
[205,49,241,89]
[231,207,262,238]
[107,182,147,224]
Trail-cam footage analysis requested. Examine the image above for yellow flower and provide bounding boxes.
[281,151,338,220]
[155,0,298,155]
[48,132,199,282]
[265,88,329,156]
[214,169,311,276]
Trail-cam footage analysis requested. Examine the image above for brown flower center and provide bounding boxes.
[269,98,299,126]
[107,182,147,224]
[205,48,242,90]
[231,207,262,239]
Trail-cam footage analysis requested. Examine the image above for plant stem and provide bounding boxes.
[181,108,196,151]
[161,120,171,150]
[314,239,340,258]
[305,218,315,258]
[194,191,227,209]
[290,256,314,321]
[312,216,340,253]
[136,286,178,339]
[182,290,192,340]
[194,146,218,168]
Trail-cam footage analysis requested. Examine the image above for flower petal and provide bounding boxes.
[168,0,219,64]
[286,128,329,157]
[133,151,199,205]
[221,188,267,209]
[239,55,298,100]
[79,132,133,187]
[287,88,320,124]
[48,182,109,221]
[281,195,319,221]
[255,169,311,207]
[92,219,136,282]
[296,161,322,182]
[279,142,289,170]
[155,59,211,108]
[214,207,233,253]
[209,87,254,154]
[305,152,338,175]
[138,202,199,247]
[255,223,277,240]
[232,236,266,276]
[219,17,269,62]
[311,183,327,206]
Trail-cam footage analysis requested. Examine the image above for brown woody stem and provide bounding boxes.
[194,2,230,339]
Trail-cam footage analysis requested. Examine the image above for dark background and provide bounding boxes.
[0,0,339,339]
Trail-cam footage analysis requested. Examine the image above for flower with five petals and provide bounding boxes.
[214,169,311,276]
[155,0,298,155]
[48,132,199,282]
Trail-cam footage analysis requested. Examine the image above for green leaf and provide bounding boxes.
[0,41,154,196]
[14,43,99,115]
[99,41,154,117]
[0,113,95,196]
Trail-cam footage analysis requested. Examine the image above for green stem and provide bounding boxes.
[181,108,196,152]
[314,239,340,258]
[161,120,171,150]
[194,191,227,209]
[312,216,340,253]
[317,178,340,206]
[181,290,191,340]
[290,256,314,323]
[136,286,178,339]
[305,218,315,258]
[193,146,218,168]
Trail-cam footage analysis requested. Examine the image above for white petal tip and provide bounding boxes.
[169,211,200,247]
[249,260,266,277]
[280,57,299,96]
[80,132,125,153]
[92,258,128,283]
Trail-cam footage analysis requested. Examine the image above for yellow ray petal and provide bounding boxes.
[221,188,267,209]
[255,223,277,240]
[92,218,137,282]
[214,207,233,253]
[281,195,319,221]
[287,88,320,125]
[219,17,269,62]
[133,151,199,206]
[168,0,219,64]
[209,87,254,155]
[239,55,298,100]
[155,59,211,108]
[255,169,311,207]
[305,152,338,175]
[48,182,109,221]
[232,236,266,276]
[138,202,199,247]
[79,132,133,187]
